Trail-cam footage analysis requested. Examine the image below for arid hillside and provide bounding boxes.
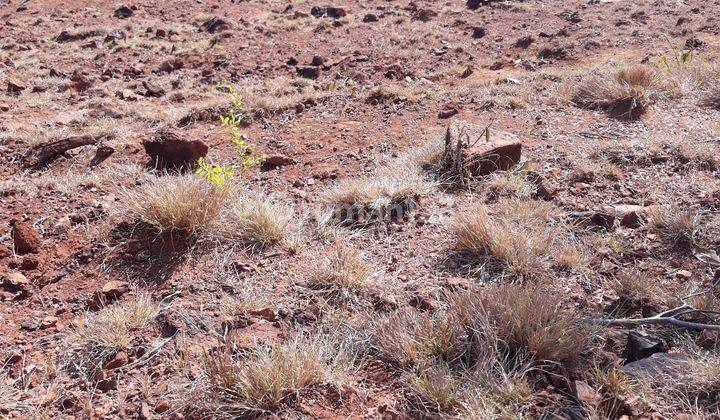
[1,0,720,418]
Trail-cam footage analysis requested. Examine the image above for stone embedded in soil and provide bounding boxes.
[1,272,31,294]
[142,127,208,170]
[103,351,129,370]
[624,330,666,363]
[11,220,41,254]
[154,399,171,414]
[200,16,232,33]
[590,211,615,230]
[101,280,130,300]
[443,121,523,177]
[311,5,347,18]
[113,5,134,19]
[6,78,26,95]
[261,154,296,170]
[296,65,321,79]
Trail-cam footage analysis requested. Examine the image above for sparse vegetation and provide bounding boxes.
[124,175,232,235]
[77,294,158,372]
[651,205,700,247]
[453,199,569,279]
[573,65,659,119]
[307,242,375,303]
[222,192,292,249]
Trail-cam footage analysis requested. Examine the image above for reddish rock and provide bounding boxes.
[444,121,522,177]
[142,127,208,170]
[102,280,130,300]
[154,399,171,413]
[11,220,41,254]
[261,154,296,170]
[103,351,128,370]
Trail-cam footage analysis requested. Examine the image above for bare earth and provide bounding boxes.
[1,0,720,418]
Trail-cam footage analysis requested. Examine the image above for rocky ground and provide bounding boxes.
[1,0,720,418]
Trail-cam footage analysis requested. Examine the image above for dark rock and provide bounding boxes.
[6,78,26,95]
[142,127,208,170]
[363,13,379,22]
[103,351,128,370]
[296,65,321,79]
[624,330,667,363]
[515,35,535,48]
[412,9,437,22]
[90,145,115,166]
[310,55,325,66]
[158,58,184,73]
[685,36,704,49]
[113,6,134,19]
[286,57,299,66]
[590,211,615,230]
[471,26,486,38]
[467,0,491,9]
[142,80,165,97]
[11,220,41,254]
[200,16,232,33]
[101,280,130,300]
[311,5,346,18]
[620,352,686,378]
[261,154,296,170]
[70,70,93,91]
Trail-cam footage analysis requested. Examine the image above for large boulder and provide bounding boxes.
[142,127,208,170]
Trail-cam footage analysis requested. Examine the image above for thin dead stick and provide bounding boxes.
[599,303,720,331]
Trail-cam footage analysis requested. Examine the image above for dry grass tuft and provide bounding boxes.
[307,242,375,303]
[77,294,158,371]
[124,175,232,235]
[650,205,700,247]
[318,166,430,227]
[197,335,351,417]
[368,284,584,416]
[453,199,570,278]
[223,193,293,250]
[573,65,658,119]
[451,285,588,368]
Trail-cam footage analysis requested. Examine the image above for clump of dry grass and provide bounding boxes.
[124,175,232,235]
[368,284,585,416]
[650,205,700,247]
[307,243,375,303]
[196,335,352,417]
[77,294,158,371]
[610,270,660,307]
[318,166,430,227]
[487,171,538,200]
[451,285,589,368]
[573,65,659,119]
[453,199,572,278]
[635,345,720,416]
[223,193,293,250]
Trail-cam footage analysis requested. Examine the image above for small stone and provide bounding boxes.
[11,220,41,254]
[113,5,134,19]
[154,399,171,414]
[471,26,486,39]
[261,154,296,170]
[310,55,324,66]
[138,402,152,420]
[20,255,39,270]
[624,330,666,363]
[590,212,615,230]
[363,13,379,22]
[573,380,600,406]
[296,65,321,79]
[40,316,58,329]
[675,270,692,280]
[102,280,130,300]
[103,351,129,370]
[6,78,27,95]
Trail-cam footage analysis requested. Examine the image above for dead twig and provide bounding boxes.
[599,302,720,331]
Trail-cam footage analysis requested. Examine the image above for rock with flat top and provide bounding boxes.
[443,121,522,177]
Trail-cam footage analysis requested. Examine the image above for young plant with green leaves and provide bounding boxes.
[196,87,265,187]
